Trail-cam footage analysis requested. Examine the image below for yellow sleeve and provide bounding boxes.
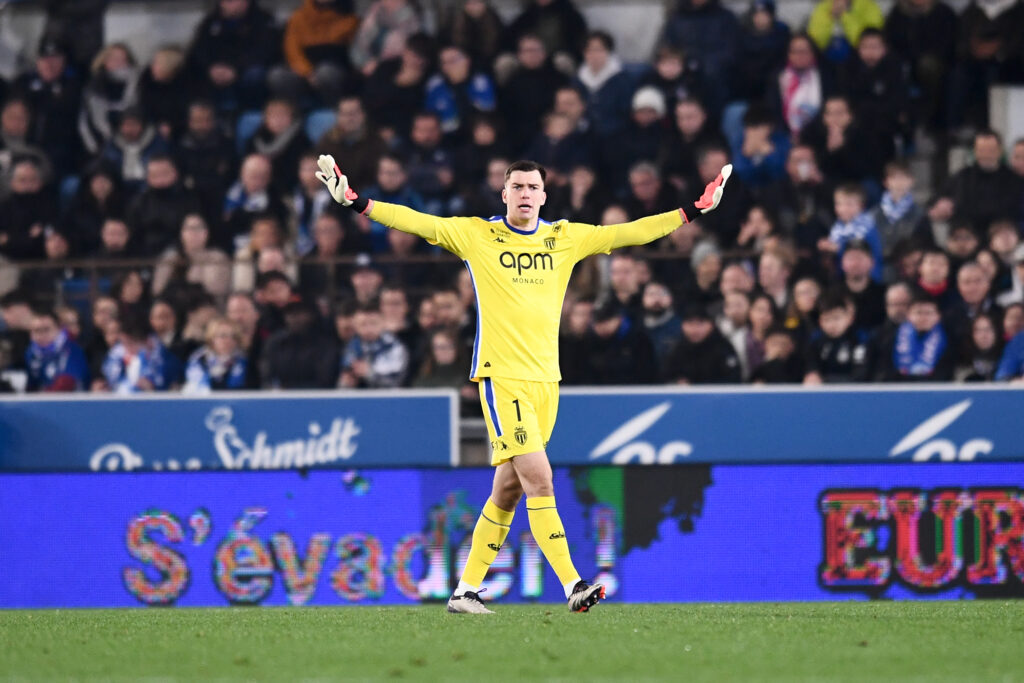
[367,201,475,258]
[570,210,683,260]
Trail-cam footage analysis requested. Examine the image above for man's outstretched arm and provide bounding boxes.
[607,164,733,249]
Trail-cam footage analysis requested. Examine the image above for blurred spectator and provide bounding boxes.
[453,116,509,189]
[79,43,140,156]
[0,158,54,261]
[149,298,188,365]
[182,317,250,393]
[801,95,876,186]
[625,162,679,221]
[137,46,189,137]
[226,291,262,385]
[100,106,172,192]
[13,37,83,171]
[526,113,588,181]
[944,260,1002,346]
[425,45,496,140]
[642,281,683,370]
[879,290,954,381]
[463,156,510,218]
[318,96,388,192]
[659,98,726,194]
[1000,297,1024,341]
[0,98,54,196]
[413,328,475,406]
[175,100,235,219]
[19,226,78,295]
[736,203,780,252]
[996,329,1024,381]
[873,280,913,354]
[948,0,1024,131]
[222,154,288,250]
[62,161,123,255]
[340,302,409,387]
[362,34,433,139]
[731,104,790,190]
[774,34,824,139]
[550,85,597,166]
[0,290,33,372]
[820,183,883,281]
[586,300,658,384]
[733,0,791,103]
[605,253,643,322]
[717,289,753,377]
[186,0,281,113]
[261,298,337,388]
[575,31,634,139]
[839,238,886,331]
[942,221,980,272]
[360,155,424,252]
[126,155,202,256]
[927,130,1024,235]
[838,29,908,163]
[641,46,707,116]
[351,256,385,306]
[561,164,605,225]
[281,0,359,105]
[153,214,232,303]
[559,298,593,384]
[602,87,669,188]
[232,215,298,293]
[997,244,1024,306]
[403,112,459,215]
[872,161,926,271]
[679,240,722,310]
[96,310,180,393]
[770,146,833,258]
[660,0,740,113]
[380,283,416,353]
[664,304,742,383]
[290,153,337,256]
[751,325,804,382]
[245,99,311,194]
[758,246,794,310]
[440,0,505,70]
[785,275,823,349]
[884,0,957,133]
[745,291,778,373]
[93,217,136,264]
[955,311,1002,381]
[503,0,587,63]
[350,0,422,75]
[384,226,434,288]
[498,35,568,153]
[42,0,110,70]
[81,295,118,376]
[803,288,871,383]
[112,269,151,321]
[299,213,356,299]
[916,247,956,311]
[25,307,88,392]
[693,145,750,247]
[807,0,884,68]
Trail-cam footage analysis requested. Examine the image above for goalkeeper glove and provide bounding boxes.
[316,154,370,213]
[681,164,732,223]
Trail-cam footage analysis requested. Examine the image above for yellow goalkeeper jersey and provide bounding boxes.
[367,202,682,382]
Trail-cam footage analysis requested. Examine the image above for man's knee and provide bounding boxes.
[492,479,523,510]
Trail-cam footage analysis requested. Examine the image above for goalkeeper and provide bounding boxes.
[317,155,731,614]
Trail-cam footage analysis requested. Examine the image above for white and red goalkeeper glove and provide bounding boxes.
[681,164,732,223]
[316,154,370,213]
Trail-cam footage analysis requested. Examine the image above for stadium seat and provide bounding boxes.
[235,110,264,156]
[305,108,336,144]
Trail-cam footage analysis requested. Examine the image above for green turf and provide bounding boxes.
[1,602,1022,682]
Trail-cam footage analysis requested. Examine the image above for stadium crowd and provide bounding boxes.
[1,0,1024,403]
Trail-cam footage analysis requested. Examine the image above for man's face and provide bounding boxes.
[554,89,585,124]
[583,37,609,73]
[354,311,384,342]
[682,318,713,343]
[502,170,546,224]
[147,160,177,190]
[974,135,1002,172]
[820,306,853,338]
[642,283,672,314]
[188,105,216,136]
[823,100,851,129]
[841,249,874,279]
[946,229,978,257]
[314,217,342,254]
[149,303,176,335]
[411,116,441,148]
[241,157,271,193]
[723,291,750,326]
[30,314,59,348]
[119,117,143,142]
[45,232,69,259]
[858,35,885,66]
[1011,142,1024,177]
[101,220,130,250]
[610,257,637,294]
[337,99,364,134]
[908,303,940,332]
[1,102,29,138]
[758,253,788,289]
[885,286,911,323]
[440,47,470,83]
[884,170,913,196]
[675,102,705,137]
[517,37,546,69]
[787,37,814,70]
[629,169,660,202]
[698,151,728,184]
[262,281,293,308]
[227,295,258,330]
[720,264,753,294]
[264,102,293,135]
[786,146,818,183]
[919,253,949,284]
[380,290,407,320]
[990,224,1019,255]
[92,298,118,328]
[486,160,507,192]
[432,292,463,326]
[10,163,42,195]
[567,301,592,334]
[377,159,406,193]
[834,192,863,222]
[957,265,989,304]
[36,54,65,82]
[351,269,382,299]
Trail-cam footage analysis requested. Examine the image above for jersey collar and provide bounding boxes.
[502,217,550,235]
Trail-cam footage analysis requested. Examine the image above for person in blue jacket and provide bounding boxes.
[25,309,89,391]
[995,330,1024,382]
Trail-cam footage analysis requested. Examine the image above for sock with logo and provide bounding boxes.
[527,496,581,595]
[457,498,515,594]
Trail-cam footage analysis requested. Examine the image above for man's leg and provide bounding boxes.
[513,451,605,611]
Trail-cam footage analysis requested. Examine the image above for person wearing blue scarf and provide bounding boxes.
[183,318,250,393]
[881,292,953,381]
[25,310,89,392]
[99,313,180,394]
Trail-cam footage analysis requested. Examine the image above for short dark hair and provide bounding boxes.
[31,308,59,324]
[585,30,615,52]
[858,27,885,43]
[355,301,381,315]
[910,288,939,308]
[256,270,292,290]
[819,288,852,314]
[505,160,547,184]
[975,128,1002,146]
[742,104,774,128]
[835,182,866,203]
[884,160,911,178]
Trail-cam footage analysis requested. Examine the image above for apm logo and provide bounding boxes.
[588,402,692,465]
[499,251,553,275]
[889,399,993,462]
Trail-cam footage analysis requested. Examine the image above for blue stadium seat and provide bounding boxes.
[305,108,336,145]
[235,110,264,156]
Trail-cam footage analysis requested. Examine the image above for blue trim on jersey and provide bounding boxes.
[463,260,482,377]
[483,377,503,437]
[503,217,539,235]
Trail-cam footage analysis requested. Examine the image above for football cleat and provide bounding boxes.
[446,590,494,614]
[567,580,606,613]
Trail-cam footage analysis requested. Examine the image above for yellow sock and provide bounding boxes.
[527,496,581,589]
[459,499,514,588]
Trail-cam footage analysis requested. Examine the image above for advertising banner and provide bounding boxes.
[2,463,1022,608]
[0,391,458,472]
[549,386,1024,465]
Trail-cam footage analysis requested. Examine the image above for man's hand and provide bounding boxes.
[694,164,732,215]
[316,154,358,206]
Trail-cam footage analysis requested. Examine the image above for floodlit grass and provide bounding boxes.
[1,601,1022,681]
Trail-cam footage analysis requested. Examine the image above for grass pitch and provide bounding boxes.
[1,601,1022,681]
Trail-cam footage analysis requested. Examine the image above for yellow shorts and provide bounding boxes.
[478,377,559,466]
